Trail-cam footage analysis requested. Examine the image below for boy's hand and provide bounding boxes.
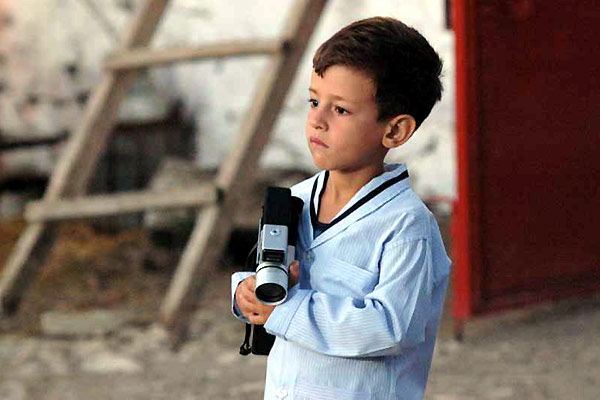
[236,276,274,325]
[236,261,300,325]
[288,260,300,287]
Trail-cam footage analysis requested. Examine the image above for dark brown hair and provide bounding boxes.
[313,17,443,128]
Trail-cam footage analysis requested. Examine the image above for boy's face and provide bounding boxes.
[306,65,389,173]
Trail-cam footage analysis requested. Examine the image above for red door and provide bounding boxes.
[452,0,600,324]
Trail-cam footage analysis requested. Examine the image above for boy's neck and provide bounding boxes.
[318,163,385,223]
[328,164,385,197]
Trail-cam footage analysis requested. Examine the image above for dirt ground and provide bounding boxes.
[0,216,599,399]
[0,220,173,335]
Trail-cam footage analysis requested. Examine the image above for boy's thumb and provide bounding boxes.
[288,260,300,287]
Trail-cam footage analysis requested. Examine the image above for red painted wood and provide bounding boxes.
[452,0,479,321]
[452,0,600,320]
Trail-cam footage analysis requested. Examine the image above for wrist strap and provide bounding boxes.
[240,323,252,355]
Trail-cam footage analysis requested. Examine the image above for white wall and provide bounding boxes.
[0,0,455,198]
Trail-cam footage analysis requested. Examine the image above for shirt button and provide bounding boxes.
[276,388,288,399]
[304,250,314,263]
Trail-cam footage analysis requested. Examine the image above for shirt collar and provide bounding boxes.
[308,163,410,248]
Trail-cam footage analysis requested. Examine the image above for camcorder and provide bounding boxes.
[239,186,303,356]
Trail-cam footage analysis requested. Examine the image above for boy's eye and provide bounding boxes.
[335,106,349,115]
[308,98,319,108]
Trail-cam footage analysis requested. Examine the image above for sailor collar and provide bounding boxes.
[307,164,410,243]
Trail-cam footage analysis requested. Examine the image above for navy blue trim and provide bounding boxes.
[310,169,409,235]
[313,220,331,239]
[310,170,329,229]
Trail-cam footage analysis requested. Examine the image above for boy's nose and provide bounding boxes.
[308,109,328,131]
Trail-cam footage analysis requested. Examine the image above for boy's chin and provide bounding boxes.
[311,156,330,171]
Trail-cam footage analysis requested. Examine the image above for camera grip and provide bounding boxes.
[251,324,276,355]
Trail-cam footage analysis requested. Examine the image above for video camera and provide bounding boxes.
[240,186,303,355]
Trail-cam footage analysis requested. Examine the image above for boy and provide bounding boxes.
[232,17,450,400]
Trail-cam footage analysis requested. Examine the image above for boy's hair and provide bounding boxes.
[313,17,443,128]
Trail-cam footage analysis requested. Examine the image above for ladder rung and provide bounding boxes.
[105,39,285,70]
[25,184,218,222]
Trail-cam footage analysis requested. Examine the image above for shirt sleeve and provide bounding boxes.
[264,238,436,357]
[230,271,255,323]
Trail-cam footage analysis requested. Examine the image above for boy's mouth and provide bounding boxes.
[309,136,328,148]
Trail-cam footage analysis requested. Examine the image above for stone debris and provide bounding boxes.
[80,351,143,374]
[40,309,135,338]
[0,290,598,399]
[0,381,27,400]
[228,381,265,397]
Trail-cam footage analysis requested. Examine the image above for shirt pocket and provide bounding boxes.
[309,256,377,299]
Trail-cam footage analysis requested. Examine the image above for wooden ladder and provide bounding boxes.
[0,0,327,345]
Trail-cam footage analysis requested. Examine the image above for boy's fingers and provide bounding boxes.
[248,314,266,325]
[248,305,274,325]
[236,276,278,323]
[239,296,262,318]
[236,279,252,303]
[238,289,275,321]
[288,260,300,287]
[236,277,261,316]
[241,296,268,324]
[244,276,256,291]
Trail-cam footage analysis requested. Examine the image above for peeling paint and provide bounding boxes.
[0,0,455,197]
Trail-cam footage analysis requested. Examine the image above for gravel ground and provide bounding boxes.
[1,267,599,400]
[1,212,598,400]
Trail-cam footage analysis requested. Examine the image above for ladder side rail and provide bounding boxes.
[0,0,171,314]
[160,0,328,342]
[48,0,171,199]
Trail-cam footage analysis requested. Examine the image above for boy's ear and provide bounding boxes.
[382,114,417,149]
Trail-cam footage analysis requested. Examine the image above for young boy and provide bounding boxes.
[232,17,450,400]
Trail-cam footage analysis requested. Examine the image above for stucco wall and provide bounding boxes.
[0,0,455,198]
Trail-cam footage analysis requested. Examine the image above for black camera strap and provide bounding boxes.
[240,243,257,356]
[310,169,409,234]
[240,324,252,355]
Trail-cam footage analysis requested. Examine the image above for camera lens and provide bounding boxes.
[255,283,286,303]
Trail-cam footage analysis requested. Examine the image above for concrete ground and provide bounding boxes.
[0,267,598,400]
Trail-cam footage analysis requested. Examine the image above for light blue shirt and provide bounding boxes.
[231,164,451,400]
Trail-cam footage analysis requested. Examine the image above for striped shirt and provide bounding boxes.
[232,164,451,399]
